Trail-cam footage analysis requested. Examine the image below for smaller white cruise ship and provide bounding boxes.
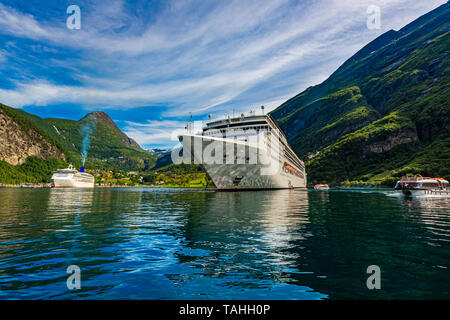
[394,175,449,196]
[51,164,94,188]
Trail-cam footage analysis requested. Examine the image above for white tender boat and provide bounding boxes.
[394,175,449,197]
[314,184,330,190]
[177,109,307,190]
[51,164,94,188]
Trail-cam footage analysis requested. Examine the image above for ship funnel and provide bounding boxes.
[80,167,85,173]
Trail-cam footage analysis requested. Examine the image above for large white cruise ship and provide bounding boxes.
[51,164,95,188]
[177,108,307,190]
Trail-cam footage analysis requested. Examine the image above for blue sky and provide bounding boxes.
[0,0,446,148]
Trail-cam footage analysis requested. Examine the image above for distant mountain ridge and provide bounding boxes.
[271,1,450,186]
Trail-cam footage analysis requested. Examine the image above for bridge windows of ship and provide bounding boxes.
[204,120,268,131]
[203,125,269,135]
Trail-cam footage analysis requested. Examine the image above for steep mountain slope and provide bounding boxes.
[271,2,450,185]
[0,103,67,184]
[0,103,65,165]
[1,106,157,173]
[81,111,141,149]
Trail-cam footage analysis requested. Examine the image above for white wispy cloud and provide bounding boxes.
[122,119,188,147]
[0,0,447,147]
[0,50,7,64]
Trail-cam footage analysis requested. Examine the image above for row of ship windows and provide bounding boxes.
[280,141,304,170]
[203,125,289,146]
[216,143,303,171]
[204,125,269,135]
[206,143,303,170]
[284,152,304,170]
[203,125,303,169]
[422,182,449,187]
[218,155,294,166]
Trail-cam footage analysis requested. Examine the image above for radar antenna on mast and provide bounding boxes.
[187,112,192,133]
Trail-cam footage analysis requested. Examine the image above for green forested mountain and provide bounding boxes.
[0,104,157,184]
[271,1,450,186]
[22,109,157,172]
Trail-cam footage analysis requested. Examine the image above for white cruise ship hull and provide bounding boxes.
[204,163,306,190]
[179,134,306,190]
[51,174,94,188]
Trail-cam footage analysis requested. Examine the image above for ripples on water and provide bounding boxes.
[0,188,448,299]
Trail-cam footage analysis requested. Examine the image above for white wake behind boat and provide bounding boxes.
[51,164,94,188]
[177,110,307,190]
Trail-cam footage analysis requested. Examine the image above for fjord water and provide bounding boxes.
[0,188,448,299]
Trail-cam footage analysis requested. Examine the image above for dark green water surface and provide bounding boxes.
[0,188,448,299]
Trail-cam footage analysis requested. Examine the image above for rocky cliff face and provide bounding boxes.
[364,130,418,155]
[0,108,65,165]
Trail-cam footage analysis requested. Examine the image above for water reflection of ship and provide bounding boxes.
[178,190,312,290]
[48,188,95,214]
[184,189,309,244]
[398,196,450,229]
[177,190,450,299]
[316,190,330,203]
[47,188,144,216]
[0,188,147,297]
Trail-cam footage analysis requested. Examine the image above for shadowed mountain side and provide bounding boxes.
[271,2,450,186]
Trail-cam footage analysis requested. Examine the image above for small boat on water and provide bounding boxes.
[394,175,449,197]
[51,164,94,188]
[314,184,330,190]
